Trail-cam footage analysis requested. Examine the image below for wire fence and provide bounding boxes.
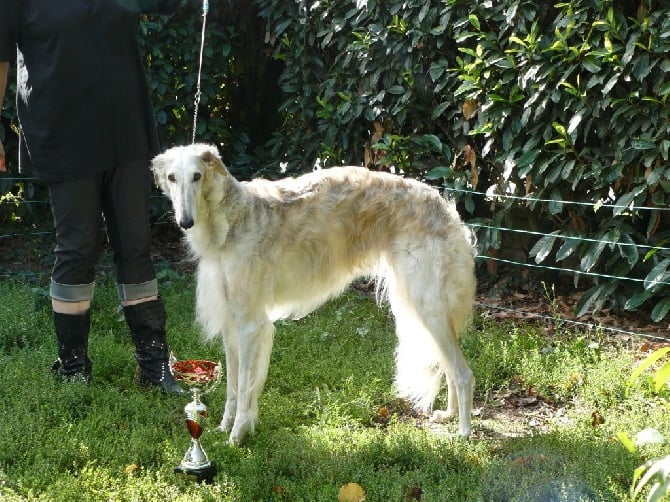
[1,176,668,342]
[445,187,670,286]
[440,187,670,342]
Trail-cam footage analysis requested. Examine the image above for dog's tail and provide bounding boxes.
[388,228,476,412]
[394,320,444,411]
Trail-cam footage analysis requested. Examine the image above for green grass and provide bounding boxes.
[0,272,667,501]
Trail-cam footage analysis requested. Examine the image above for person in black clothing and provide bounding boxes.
[0,0,186,393]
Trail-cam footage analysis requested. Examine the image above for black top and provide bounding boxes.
[0,0,182,180]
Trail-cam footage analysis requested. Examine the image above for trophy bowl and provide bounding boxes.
[171,358,222,483]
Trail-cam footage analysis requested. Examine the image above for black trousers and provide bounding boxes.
[47,163,158,302]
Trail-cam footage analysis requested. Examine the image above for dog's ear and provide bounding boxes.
[150,154,168,191]
[200,146,228,176]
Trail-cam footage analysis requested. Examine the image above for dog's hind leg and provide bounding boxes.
[392,290,473,437]
[388,243,475,437]
[228,318,275,445]
[425,373,459,424]
[426,318,474,437]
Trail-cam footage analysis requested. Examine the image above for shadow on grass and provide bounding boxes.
[200,414,634,501]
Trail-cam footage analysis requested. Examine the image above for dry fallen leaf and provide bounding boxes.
[371,405,392,427]
[512,395,539,407]
[591,409,605,428]
[463,99,478,119]
[568,209,588,233]
[365,121,390,170]
[463,145,477,169]
[525,174,533,195]
[471,164,479,190]
[486,248,499,276]
[338,482,366,502]
[637,1,648,21]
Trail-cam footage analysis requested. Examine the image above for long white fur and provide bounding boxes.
[152,144,477,444]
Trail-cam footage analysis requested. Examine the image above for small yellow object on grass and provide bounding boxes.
[338,482,366,502]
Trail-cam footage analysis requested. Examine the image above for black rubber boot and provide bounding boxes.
[123,298,186,395]
[51,311,92,384]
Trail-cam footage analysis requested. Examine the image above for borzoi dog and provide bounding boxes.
[152,144,477,445]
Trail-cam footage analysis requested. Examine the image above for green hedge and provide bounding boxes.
[139,0,284,179]
[258,0,670,321]
[1,0,669,321]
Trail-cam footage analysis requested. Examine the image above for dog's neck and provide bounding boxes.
[186,171,250,257]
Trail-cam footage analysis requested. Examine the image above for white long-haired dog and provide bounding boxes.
[152,144,477,445]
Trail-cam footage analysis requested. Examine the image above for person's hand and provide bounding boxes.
[0,140,5,172]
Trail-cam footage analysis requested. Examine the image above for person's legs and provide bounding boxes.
[102,164,184,394]
[48,176,105,381]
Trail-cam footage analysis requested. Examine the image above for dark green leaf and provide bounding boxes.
[651,296,670,322]
[613,186,646,217]
[530,231,561,264]
[575,284,605,318]
[644,258,670,291]
[631,138,657,150]
[429,61,447,81]
[548,189,563,215]
[625,290,653,311]
[582,57,601,73]
[411,134,443,152]
[580,237,608,272]
[618,234,639,268]
[431,102,450,119]
[425,166,452,180]
[556,236,581,261]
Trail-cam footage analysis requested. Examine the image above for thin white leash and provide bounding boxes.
[191,0,209,144]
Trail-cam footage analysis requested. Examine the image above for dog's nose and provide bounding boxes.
[179,218,194,230]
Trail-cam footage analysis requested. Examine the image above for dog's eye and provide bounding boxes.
[167,174,176,182]
[193,172,202,182]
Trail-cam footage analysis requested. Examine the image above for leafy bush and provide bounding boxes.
[139,0,285,179]
[257,0,463,174]
[258,0,670,320]
[2,0,669,320]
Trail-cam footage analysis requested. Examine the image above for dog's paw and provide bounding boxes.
[218,414,235,433]
[457,425,472,438]
[228,431,243,446]
[227,413,258,446]
[228,423,252,446]
[430,409,457,424]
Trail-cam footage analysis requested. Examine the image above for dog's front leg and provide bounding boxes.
[228,319,275,445]
[218,339,239,433]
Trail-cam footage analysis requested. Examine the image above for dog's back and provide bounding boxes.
[230,166,474,322]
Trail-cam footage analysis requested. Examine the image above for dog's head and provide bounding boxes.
[151,144,227,230]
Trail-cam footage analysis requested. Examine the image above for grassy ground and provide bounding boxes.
[0,270,667,501]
